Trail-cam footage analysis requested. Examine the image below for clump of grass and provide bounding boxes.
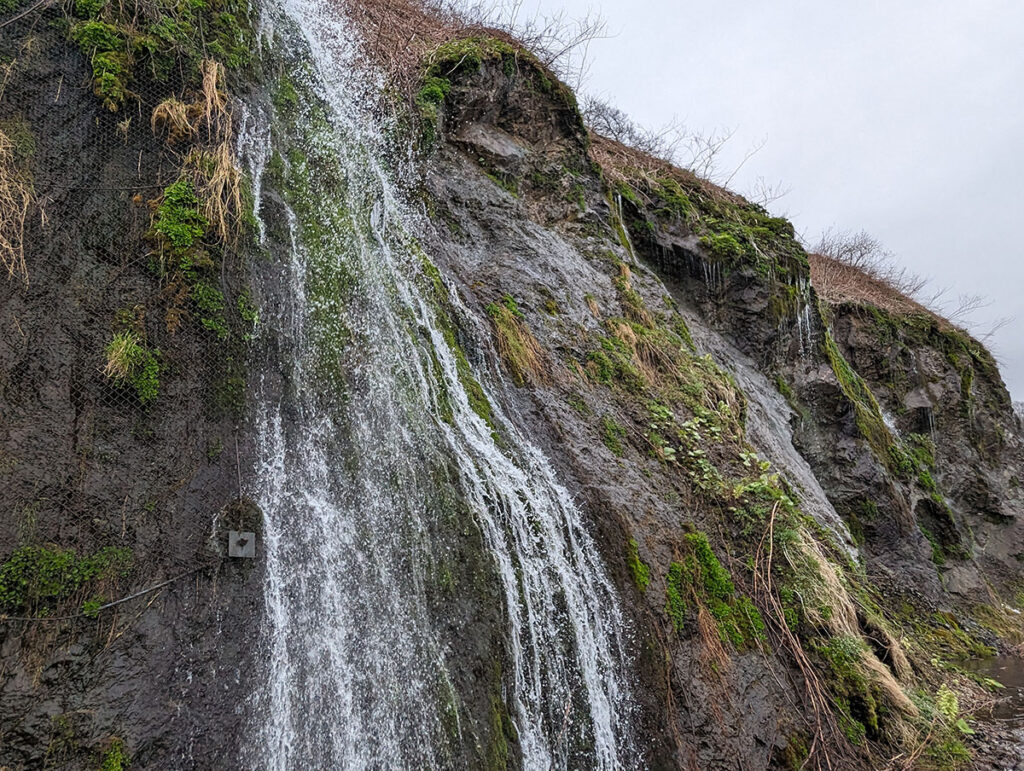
[186,140,243,245]
[153,61,243,245]
[486,294,545,385]
[104,330,160,404]
[151,97,199,143]
[99,738,130,771]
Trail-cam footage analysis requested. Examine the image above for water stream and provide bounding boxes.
[238,0,636,767]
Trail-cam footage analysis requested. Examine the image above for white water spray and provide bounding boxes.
[240,1,636,767]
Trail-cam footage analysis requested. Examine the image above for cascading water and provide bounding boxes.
[238,0,636,767]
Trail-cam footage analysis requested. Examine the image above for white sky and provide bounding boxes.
[499,0,1024,399]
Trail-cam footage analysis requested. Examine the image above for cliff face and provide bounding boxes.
[1,2,1022,769]
[417,40,1024,768]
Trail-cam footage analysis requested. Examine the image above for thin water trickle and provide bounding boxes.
[240,0,637,767]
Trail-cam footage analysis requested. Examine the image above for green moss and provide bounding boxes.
[600,415,627,456]
[822,328,899,468]
[924,738,971,770]
[417,76,451,107]
[774,374,794,401]
[67,0,253,110]
[425,36,520,78]
[154,178,208,251]
[440,328,496,432]
[485,662,516,770]
[626,538,650,591]
[584,339,645,393]
[654,177,692,220]
[664,532,765,647]
[672,316,695,352]
[237,290,259,337]
[0,545,132,614]
[699,232,744,261]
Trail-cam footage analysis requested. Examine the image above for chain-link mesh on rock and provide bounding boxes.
[0,0,257,629]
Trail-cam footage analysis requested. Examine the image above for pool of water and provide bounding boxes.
[961,656,1024,725]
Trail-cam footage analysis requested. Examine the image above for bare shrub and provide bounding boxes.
[582,96,688,162]
[810,228,1012,343]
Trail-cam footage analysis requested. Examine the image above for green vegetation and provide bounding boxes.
[664,531,765,648]
[415,75,451,141]
[600,415,626,456]
[486,295,544,386]
[814,634,880,742]
[0,545,132,615]
[626,538,650,591]
[67,0,253,112]
[699,232,743,261]
[153,178,207,252]
[104,330,160,404]
[100,738,130,771]
[822,327,900,469]
[143,173,256,417]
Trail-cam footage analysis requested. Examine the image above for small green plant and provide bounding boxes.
[191,281,229,339]
[82,597,103,618]
[100,738,130,771]
[104,330,160,404]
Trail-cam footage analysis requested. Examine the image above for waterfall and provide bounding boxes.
[239,0,636,767]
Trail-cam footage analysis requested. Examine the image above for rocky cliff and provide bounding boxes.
[1,0,1022,769]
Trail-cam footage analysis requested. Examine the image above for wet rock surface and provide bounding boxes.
[0,11,260,768]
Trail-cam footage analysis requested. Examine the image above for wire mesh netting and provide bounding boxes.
[0,0,258,621]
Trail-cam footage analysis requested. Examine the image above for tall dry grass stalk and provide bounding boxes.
[0,127,33,283]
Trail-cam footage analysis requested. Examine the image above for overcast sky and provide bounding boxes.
[501,0,1024,400]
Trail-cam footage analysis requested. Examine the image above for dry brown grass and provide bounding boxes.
[153,60,242,244]
[341,0,498,99]
[186,141,243,244]
[488,301,547,385]
[0,127,33,283]
[808,252,933,319]
[151,97,199,143]
[590,133,742,207]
